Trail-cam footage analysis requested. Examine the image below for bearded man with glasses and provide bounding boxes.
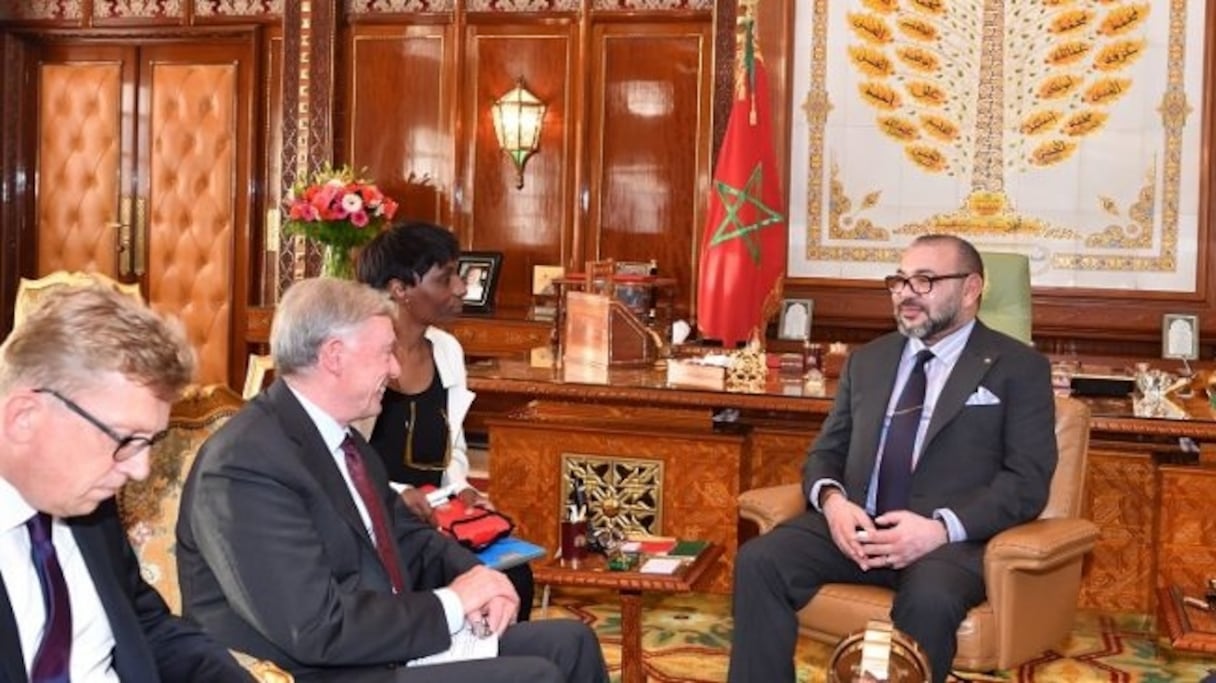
[729,234,1057,683]
[0,286,254,682]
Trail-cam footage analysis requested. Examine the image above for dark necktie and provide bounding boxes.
[27,512,72,683]
[876,349,935,515]
[340,434,406,594]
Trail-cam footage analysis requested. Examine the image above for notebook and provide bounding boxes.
[407,620,498,667]
[475,536,547,571]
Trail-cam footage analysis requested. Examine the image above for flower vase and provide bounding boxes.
[321,244,354,279]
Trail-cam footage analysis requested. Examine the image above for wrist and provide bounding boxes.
[819,487,843,510]
[935,517,950,543]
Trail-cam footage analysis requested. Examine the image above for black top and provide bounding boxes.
[368,369,450,489]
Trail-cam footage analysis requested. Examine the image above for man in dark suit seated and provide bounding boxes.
[0,286,253,682]
[728,234,1058,683]
[176,277,607,683]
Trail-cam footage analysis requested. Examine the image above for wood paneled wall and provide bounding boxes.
[342,6,715,316]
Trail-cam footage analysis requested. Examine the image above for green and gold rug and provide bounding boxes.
[538,588,1216,682]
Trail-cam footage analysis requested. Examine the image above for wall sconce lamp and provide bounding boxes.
[491,78,547,189]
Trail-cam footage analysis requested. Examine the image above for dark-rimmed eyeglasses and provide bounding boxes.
[883,273,972,295]
[34,388,167,462]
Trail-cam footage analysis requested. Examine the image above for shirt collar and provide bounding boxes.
[0,473,37,534]
[284,382,349,453]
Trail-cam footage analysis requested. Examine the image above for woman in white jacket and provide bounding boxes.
[356,220,535,620]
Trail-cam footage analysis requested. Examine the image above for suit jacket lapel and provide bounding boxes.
[0,576,26,683]
[922,323,999,450]
[70,516,159,682]
[264,380,381,557]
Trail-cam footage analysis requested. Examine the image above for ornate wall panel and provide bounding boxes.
[347,24,454,229]
[1078,449,1156,613]
[467,0,580,11]
[346,0,455,13]
[94,0,184,19]
[0,1,83,21]
[587,21,713,316]
[195,0,284,17]
[744,427,816,491]
[593,0,713,10]
[462,23,575,309]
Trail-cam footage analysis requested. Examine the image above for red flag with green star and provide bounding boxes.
[697,17,786,347]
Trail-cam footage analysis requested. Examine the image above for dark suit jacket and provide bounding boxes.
[0,500,251,683]
[176,379,480,675]
[802,322,1058,553]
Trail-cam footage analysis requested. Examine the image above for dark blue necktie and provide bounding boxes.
[876,350,934,515]
[27,512,72,683]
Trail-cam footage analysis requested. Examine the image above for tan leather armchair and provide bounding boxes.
[117,385,293,683]
[737,395,1098,673]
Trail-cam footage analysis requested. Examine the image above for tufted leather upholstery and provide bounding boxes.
[117,385,293,683]
[737,395,1098,673]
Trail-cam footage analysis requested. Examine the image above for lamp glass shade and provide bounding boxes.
[978,251,1033,345]
[491,80,546,187]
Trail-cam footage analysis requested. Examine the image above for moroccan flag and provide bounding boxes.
[696,17,787,348]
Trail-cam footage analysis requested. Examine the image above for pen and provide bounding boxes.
[478,610,492,638]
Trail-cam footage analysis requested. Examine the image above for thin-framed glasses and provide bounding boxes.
[34,388,167,462]
[883,273,972,295]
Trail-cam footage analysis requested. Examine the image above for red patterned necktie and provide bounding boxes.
[27,512,72,683]
[876,350,934,515]
[340,434,406,594]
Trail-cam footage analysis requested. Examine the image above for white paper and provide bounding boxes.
[407,622,498,667]
[639,558,682,575]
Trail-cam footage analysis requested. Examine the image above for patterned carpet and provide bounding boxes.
[537,588,1216,682]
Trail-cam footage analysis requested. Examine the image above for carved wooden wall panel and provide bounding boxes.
[487,406,743,592]
[586,21,712,316]
[744,426,815,491]
[1157,466,1216,594]
[462,22,576,310]
[1078,449,1156,613]
[345,24,454,229]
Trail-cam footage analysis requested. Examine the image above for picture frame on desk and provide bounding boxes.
[458,251,503,314]
[1162,313,1199,360]
[777,298,813,341]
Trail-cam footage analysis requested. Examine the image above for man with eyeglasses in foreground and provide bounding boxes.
[729,234,1057,683]
[0,286,254,681]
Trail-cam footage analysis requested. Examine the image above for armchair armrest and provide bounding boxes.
[985,518,1099,573]
[738,483,807,534]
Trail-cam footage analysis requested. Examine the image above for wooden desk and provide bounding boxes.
[472,357,1216,614]
[534,544,723,683]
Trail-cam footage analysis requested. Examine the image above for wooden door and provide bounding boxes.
[33,38,255,386]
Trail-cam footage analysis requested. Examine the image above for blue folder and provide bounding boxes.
[475,536,547,570]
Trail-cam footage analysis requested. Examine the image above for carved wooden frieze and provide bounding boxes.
[561,454,664,537]
[0,0,83,20]
[467,0,580,10]
[195,0,284,16]
[345,0,455,13]
[592,0,713,10]
[94,0,184,18]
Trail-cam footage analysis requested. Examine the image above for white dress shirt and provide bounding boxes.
[0,475,120,682]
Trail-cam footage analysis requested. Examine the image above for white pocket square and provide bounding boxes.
[965,386,1001,406]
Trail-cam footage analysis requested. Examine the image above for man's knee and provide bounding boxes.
[503,656,563,683]
[734,533,781,584]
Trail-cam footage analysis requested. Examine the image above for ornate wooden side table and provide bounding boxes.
[1157,585,1216,653]
[533,543,722,683]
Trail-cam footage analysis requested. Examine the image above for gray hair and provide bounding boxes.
[0,285,195,402]
[270,277,395,376]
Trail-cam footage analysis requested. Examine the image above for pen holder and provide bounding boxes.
[560,520,588,561]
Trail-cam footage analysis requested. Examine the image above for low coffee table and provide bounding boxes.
[533,543,722,683]
[1157,585,1216,654]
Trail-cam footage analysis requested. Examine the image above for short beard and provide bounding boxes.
[896,298,960,341]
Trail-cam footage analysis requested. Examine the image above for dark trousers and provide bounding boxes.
[504,563,535,622]
[727,511,986,683]
[293,619,608,683]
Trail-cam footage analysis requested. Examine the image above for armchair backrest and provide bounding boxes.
[117,384,244,614]
[13,270,143,328]
[1040,395,1091,520]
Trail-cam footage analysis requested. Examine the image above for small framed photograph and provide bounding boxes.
[532,264,565,296]
[457,251,503,314]
[777,298,814,341]
[1162,313,1200,360]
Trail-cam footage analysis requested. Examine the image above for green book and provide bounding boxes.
[669,539,709,558]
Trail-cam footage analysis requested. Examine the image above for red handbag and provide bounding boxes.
[425,487,514,551]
